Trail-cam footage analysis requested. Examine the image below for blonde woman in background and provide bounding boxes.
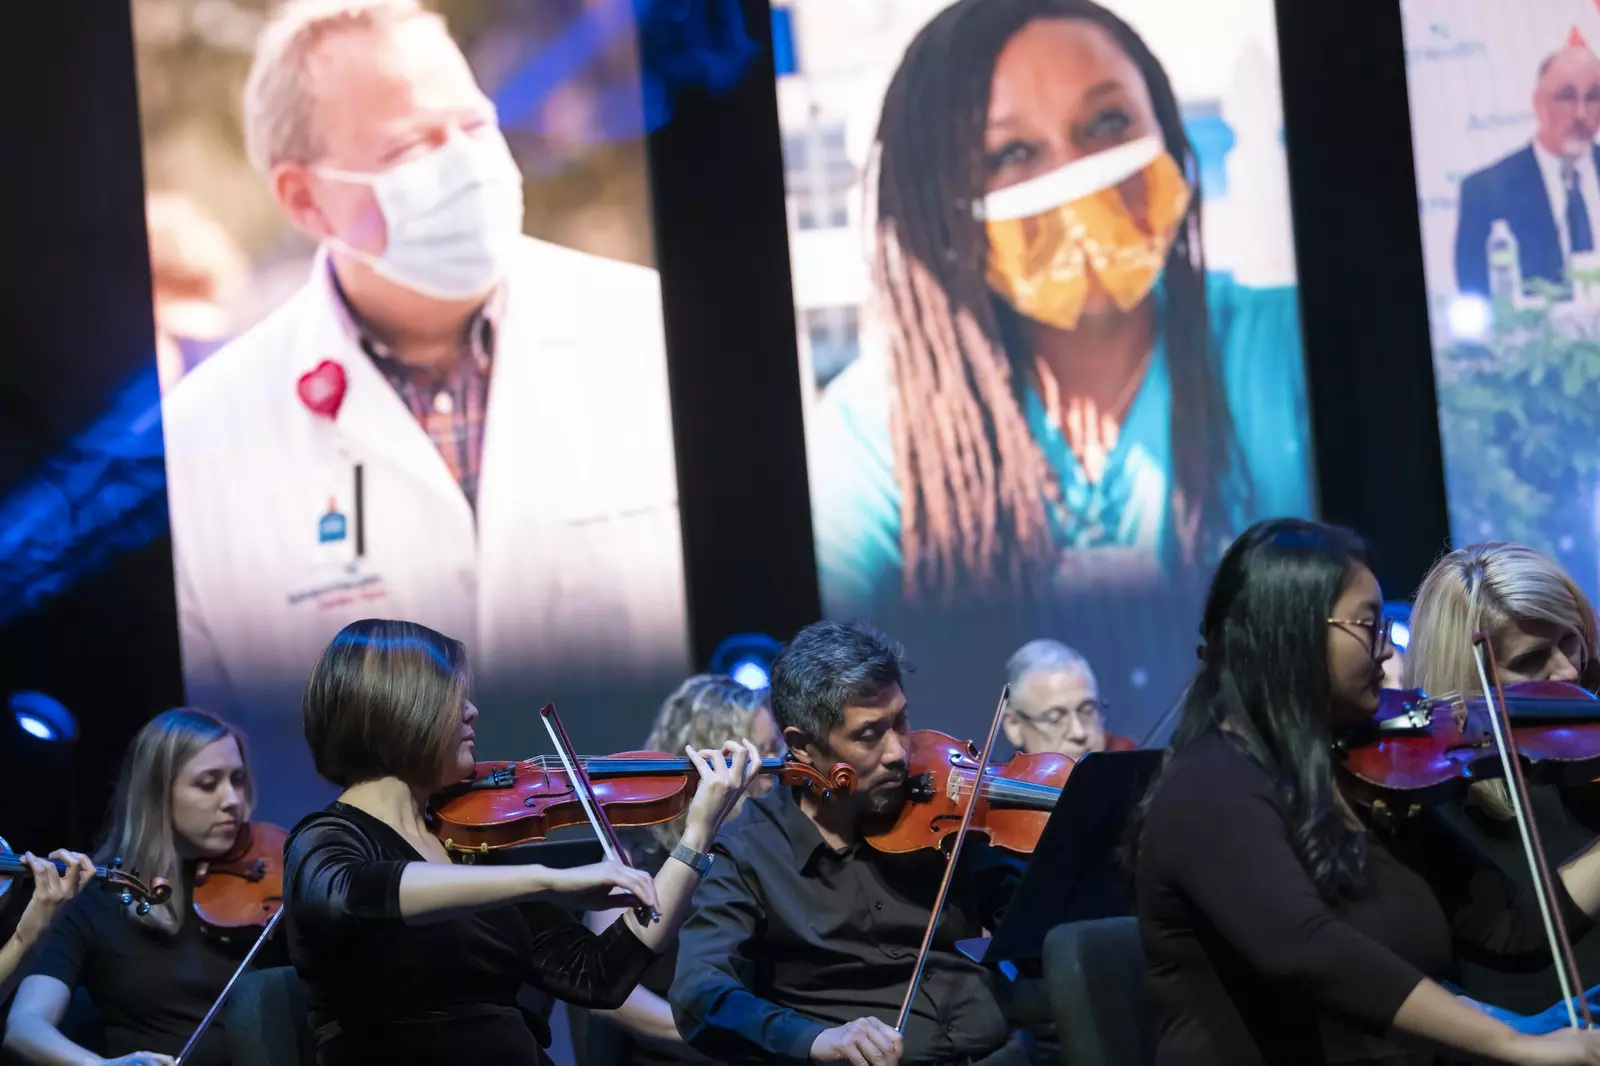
[5,708,274,1066]
[1398,542,1600,1015]
[580,676,781,1065]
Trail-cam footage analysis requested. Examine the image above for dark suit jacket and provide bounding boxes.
[1454,143,1600,296]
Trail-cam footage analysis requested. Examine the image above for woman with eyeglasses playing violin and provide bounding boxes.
[5,708,269,1066]
[1391,542,1600,1020]
[1130,518,1600,1066]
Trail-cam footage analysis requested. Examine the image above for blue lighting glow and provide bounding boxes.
[730,660,771,690]
[9,691,78,743]
[1391,620,1411,652]
[15,713,54,741]
[711,633,781,690]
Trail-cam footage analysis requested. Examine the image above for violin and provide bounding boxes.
[176,822,288,1066]
[1336,680,1600,808]
[430,748,858,855]
[0,835,172,916]
[864,730,1070,855]
[193,822,286,933]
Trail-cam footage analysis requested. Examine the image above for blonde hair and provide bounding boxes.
[98,709,254,933]
[643,676,772,851]
[242,0,444,173]
[1406,542,1599,819]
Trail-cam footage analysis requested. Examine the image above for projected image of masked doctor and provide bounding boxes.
[161,0,686,757]
[807,0,1310,615]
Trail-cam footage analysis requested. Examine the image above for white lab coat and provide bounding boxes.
[162,237,689,816]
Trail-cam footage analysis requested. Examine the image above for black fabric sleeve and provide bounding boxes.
[284,814,411,933]
[1148,751,1427,1029]
[1387,806,1595,963]
[968,841,1025,932]
[26,895,93,988]
[514,903,657,1010]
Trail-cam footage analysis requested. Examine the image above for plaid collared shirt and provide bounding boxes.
[328,267,501,509]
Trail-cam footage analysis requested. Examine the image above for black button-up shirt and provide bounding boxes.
[669,787,1021,1065]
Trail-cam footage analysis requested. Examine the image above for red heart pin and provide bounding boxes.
[297,359,348,418]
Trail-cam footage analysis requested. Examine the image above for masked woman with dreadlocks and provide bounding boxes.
[808,0,1310,616]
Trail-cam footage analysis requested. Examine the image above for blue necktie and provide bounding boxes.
[1568,163,1594,254]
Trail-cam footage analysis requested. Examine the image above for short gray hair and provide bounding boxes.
[1005,639,1096,691]
[241,0,445,173]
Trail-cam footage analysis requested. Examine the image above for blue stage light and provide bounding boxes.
[711,633,782,690]
[9,691,77,743]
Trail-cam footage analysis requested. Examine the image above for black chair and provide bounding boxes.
[225,966,315,1066]
[1041,918,1154,1066]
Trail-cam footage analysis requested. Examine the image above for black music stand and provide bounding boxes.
[957,748,1162,972]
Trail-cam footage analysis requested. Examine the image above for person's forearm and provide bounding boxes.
[2,1016,101,1066]
[397,862,553,924]
[1559,837,1600,916]
[623,823,713,952]
[1391,978,1526,1061]
[595,986,684,1043]
[0,934,28,992]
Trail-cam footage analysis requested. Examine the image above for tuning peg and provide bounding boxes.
[119,890,132,906]
[111,857,123,870]
[136,901,151,916]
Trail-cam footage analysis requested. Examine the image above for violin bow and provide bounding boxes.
[894,684,1011,1034]
[538,703,659,924]
[174,905,285,1066]
[1471,635,1592,1028]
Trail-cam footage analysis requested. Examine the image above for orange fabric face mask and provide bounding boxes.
[982,136,1192,331]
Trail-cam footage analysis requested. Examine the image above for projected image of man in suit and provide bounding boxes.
[1455,43,1600,298]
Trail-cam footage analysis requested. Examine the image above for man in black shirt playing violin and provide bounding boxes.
[669,622,1032,1066]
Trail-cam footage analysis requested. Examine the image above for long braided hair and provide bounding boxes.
[872,0,1241,600]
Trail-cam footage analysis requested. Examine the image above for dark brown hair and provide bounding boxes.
[873,0,1242,597]
[302,618,471,789]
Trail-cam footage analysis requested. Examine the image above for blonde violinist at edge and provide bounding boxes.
[282,618,762,1066]
[1398,542,1600,1016]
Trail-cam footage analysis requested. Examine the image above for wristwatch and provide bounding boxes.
[671,842,714,879]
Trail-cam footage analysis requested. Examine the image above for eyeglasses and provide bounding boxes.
[1011,700,1106,728]
[1327,616,1396,659]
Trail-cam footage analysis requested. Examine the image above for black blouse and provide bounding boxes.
[27,865,267,1065]
[1396,783,1600,1014]
[1136,731,1585,1066]
[283,802,658,1066]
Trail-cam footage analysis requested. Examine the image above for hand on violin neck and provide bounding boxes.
[12,850,95,949]
[679,739,763,850]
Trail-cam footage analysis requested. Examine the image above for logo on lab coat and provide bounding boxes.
[318,498,347,544]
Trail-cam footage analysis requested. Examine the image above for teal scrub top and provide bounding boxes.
[807,273,1313,615]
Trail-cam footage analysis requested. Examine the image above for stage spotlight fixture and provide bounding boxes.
[710,633,782,690]
[9,690,78,743]
[1383,602,1412,653]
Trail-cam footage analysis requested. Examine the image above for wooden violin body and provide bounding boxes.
[1338,682,1600,807]
[431,752,857,855]
[194,822,286,932]
[865,730,1072,855]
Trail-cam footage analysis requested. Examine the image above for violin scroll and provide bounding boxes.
[101,859,174,916]
[0,835,172,917]
[778,759,857,800]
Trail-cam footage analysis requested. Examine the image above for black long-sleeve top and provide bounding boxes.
[1391,783,1600,1013]
[282,802,657,1066]
[1136,731,1589,1066]
[668,786,1021,1065]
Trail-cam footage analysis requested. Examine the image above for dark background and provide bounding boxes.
[0,0,1443,879]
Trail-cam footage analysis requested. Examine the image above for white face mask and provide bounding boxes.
[313,128,525,300]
